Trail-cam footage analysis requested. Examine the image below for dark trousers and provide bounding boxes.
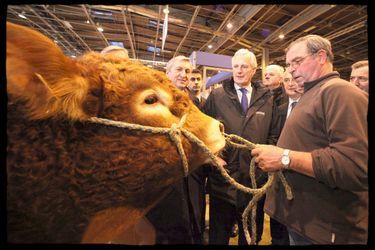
[270,217,290,245]
[146,177,198,244]
[208,195,265,245]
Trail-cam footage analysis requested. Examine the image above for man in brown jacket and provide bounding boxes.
[251,35,368,244]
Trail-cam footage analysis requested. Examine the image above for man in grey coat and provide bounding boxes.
[203,48,277,245]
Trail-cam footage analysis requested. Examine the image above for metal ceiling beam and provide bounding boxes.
[281,5,352,48]
[26,6,78,54]
[198,5,238,51]
[173,6,201,57]
[81,4,110,48]
[219,5,277,54]
[7,7,73,55]
[152,6,162,62]
[96,5,232,40]
[120,6,136,58]
[335,40,368,57]
[206,5,265,54]
[126,7,137,56]
[258,5,335,47]
[333,28,367,46]
[325,20,366,40]
[41,5,92,52]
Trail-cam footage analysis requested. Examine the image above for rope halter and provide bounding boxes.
[88,114,293,245]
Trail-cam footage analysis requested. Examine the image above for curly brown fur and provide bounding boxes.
[7,102,195,243]
[7,22,225,243]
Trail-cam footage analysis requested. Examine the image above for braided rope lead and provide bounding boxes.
[88,115,293,245]
[224,134,294,244]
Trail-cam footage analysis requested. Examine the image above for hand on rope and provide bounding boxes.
[223,134,293,245]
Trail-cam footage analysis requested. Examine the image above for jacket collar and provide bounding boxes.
[223,78,269,105]
[304,72,340,92]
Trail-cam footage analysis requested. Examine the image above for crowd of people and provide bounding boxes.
[100,33,368,245]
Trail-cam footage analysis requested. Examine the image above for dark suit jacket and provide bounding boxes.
[188,90,206,110]
[269,101,288,143]
[202,78,275,206]
[145,89,208,244]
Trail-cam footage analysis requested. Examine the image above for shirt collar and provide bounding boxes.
[289,97,300,103]
[234,83,252,92]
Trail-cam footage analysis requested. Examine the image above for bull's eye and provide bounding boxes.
[144,94,158,105]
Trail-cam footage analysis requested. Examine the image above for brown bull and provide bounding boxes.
[6,22,225,244]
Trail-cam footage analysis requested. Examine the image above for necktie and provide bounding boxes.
[291,101,297,111]
[239,88,248,114]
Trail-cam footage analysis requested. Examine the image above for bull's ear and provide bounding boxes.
[6,22,89,120]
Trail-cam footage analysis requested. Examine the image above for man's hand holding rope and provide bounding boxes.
[252,145,285,172]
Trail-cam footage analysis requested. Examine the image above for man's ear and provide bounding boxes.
[317,49,328,64]
[6,22,89,120]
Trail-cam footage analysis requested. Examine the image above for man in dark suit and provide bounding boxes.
[146,55,201,244]
[187,69,206,109]
[203,48,276,245]
[263,64,288,107]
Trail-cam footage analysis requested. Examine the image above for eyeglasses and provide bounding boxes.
[350,76,368,83]
[286,54,314,69]
[190,77,201,82]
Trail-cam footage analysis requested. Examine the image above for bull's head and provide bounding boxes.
[7,22,225,243]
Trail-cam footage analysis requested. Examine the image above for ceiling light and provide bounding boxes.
[18,13,27,19]
[208,44,213,49]
[278,34,285,39]
[91,10,113,16]
[226,23,233,29]
[163,7,169,14]
[71,55,76,58]
[97,27,104,32]
[85,20,90,24]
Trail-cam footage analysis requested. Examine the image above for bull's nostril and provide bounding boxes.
[219,122,225,133]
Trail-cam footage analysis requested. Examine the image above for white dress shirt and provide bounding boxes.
[234,83,253,108]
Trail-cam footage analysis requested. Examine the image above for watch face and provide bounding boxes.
[281,156,290,165]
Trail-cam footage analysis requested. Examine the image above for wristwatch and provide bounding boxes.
[281,149,290,169]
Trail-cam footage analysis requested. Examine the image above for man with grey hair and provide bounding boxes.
[252,35,368,244]
[166,55,193,90]
[146,55,202,244]
[263,64,284,90]
[350,60,368,93]
[203,48,276,245]
[263,64,288,107]
[100,45,129,59]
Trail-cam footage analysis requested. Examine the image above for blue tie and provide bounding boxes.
[239,88,248,114]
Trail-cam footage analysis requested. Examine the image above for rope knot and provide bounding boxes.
[168,123,182,138]
[168,114,189,176]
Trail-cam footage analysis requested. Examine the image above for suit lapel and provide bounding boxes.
[243,87,269,125]
[225,81,244,114]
